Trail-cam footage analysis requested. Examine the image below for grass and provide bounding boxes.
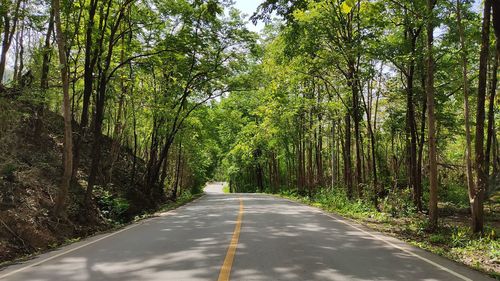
[274,188,500,279]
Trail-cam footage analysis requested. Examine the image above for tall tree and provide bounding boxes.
[52,0,73,217]
[35,5,55,139]
[456,0,475,230]
[426,0,438,230]
[472,0,492,233]
[0,0,22,82]
[72,0,99,183]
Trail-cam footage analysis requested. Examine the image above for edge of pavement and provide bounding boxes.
[0,192,207,279]
[261,193,495,281]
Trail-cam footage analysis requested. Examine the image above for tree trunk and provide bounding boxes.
[85,84,105,206]
[131,91,138,183]
[86,1,130,206]
[457,0,476,232]
[427,0,438,230]
[316,116,324,187]
[485,49,498,181]
[493,131,499,176]
[344,113,353,198]
[72,0,98,181]
[331,120,337,188]
[173,139,182,200]
[397,15,423,211]
[351,68,362,197]
[52,0,73,217]
[0,0,22,82]
[13,28,19,83]
[107,92,125,183]
[473,0,492,233]
[307,107,313,196]
[406,39,420,211]
[492,2,500,53]
[17,21,24,83]
[36,6,55,140]
[362,80,378,205]
[417,50,427,212]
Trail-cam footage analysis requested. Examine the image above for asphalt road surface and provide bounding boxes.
[0,183,493,281]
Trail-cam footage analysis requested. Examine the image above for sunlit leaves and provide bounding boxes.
[340,0,356,14]
[292,2,323,23]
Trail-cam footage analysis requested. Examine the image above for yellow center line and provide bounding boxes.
[218,197,244,281]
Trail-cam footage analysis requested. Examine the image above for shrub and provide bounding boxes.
[450,227,470,248]
[382,188,416,217]
[1,162,17,181]
[95,188,130,223]
[313,188,377,217]
[178,190,193,201]
[429,233,447,244]
[488,240,500,261]
[439,183,469,208]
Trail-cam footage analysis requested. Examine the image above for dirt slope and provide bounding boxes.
[0,96,156,263]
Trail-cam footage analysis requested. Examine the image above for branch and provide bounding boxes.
[106,48,176,83]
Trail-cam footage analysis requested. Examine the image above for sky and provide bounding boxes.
[233,0,483,33]
[233,0,266,32]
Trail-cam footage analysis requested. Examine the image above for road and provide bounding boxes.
[0,183,493,281]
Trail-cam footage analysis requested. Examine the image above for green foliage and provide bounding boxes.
[429,233,447,244]
[279,187,384,221]
[340,0,356,14]
[315,188,377,216]
[382,188,417,217]
[178,190,194,202]
[451,227,469,248]
[95,187,130,224]
[0,162,17,180]
[438,182,469,209]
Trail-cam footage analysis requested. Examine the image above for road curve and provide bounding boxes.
[0,185,493,281]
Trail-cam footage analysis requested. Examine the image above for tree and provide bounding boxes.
[0,0,22,82]
[472,0,492,233]
[456,0,474,232]
[35,4,55,139]
[426,0,438,230]
[52,0,73,217]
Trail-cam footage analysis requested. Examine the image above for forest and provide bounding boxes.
[0,0,499,277]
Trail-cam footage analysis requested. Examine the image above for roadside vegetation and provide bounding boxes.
[276,188,499,278]
[222,183,231,194]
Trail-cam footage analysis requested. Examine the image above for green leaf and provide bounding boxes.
[341,1,354,14]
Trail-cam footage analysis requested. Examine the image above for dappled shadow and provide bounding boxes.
[230,195,492,281]
[0,194,493,281]
[0,194,241,281]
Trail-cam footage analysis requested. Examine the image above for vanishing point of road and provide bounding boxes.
[0,183,493,281]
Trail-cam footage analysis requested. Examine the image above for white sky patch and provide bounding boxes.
[233,0,265,32]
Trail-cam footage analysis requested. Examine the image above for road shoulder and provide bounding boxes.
[267,193,495,281]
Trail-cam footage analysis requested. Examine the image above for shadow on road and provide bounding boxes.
[0,193,492,281]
